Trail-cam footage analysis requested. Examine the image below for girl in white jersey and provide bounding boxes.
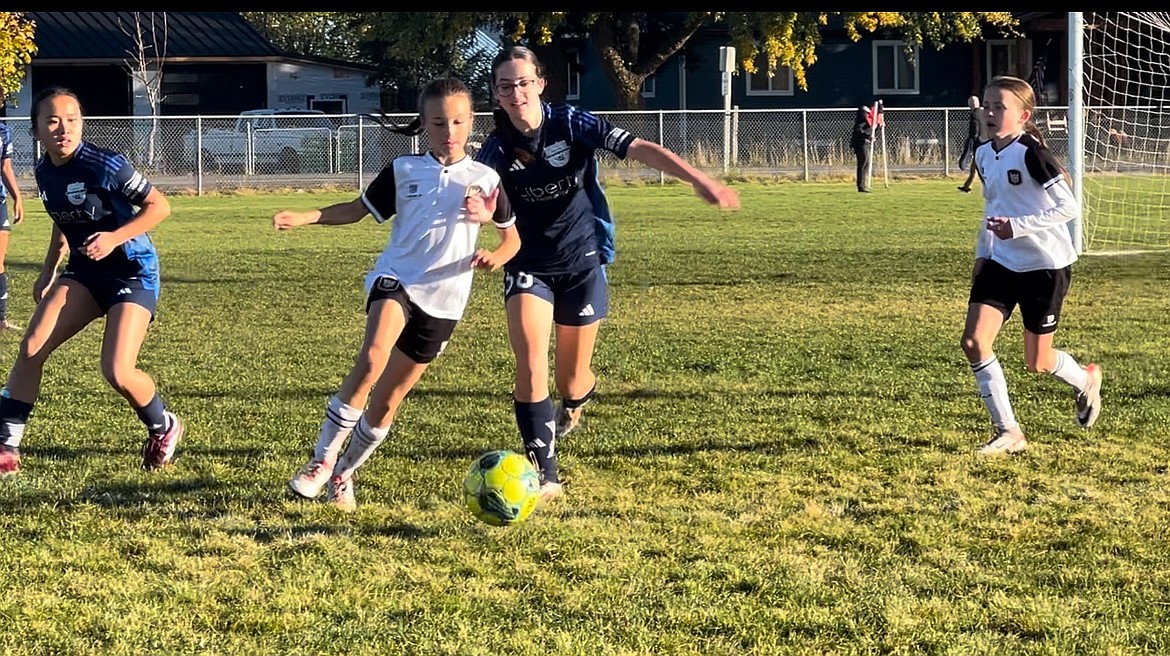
[962,75,1103,456]
[273,78,520,511]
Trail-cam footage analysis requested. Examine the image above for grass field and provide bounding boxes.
[1,179,1169,655]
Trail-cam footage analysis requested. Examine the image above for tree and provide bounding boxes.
[501,12,1019,109]
[120,12,166,167]
[0,12,37,106]
[241,12,367,62]
[349,13,498,111]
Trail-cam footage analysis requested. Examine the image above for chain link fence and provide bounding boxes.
[2,106,1161,194]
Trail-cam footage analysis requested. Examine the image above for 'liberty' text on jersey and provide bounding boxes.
[476,102,635,275]
[35,141,159,285]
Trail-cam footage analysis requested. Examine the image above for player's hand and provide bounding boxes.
[464,187,499,224]
[273,210,309,230]
[11,197,23,224]
[471,248,504,271]
[82,232,119,261]
[694,181,740,209]
[33,270,56,302]
[986,216,1014,239]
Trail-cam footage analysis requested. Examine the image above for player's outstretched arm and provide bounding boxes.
[626,138,740,209]
[273,197,368,230]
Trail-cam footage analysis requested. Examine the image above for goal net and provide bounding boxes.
[1078,12,1170,253]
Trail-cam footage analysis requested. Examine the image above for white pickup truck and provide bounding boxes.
[183,109,338,174]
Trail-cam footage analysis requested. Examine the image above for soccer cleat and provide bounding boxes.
[1075,363,1103,429]
[142,411,184,471]
[978,425,1028,456]
[957,186,972,193]
[327,475,356,513]
[0,445,19,476]
[537,481,563,504]
[288,456,335,499]
[555,402,588,439]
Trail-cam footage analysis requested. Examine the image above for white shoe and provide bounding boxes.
[538,481,563,505]
[327,475,357,513]
[1075,363,1103,428]
[288,457,334,499]
[978,426,1028,456]
[0,320,20,332]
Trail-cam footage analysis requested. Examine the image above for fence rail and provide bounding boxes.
[2,106,1164,194]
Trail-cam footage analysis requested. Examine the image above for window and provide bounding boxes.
[566,49,581,100]
[310,98,346,114]
[641,74,656,98]
[987,39,1032,80]
[745,56,794,96]
[873,40,919,95]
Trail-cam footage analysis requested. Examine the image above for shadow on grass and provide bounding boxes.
[231,520,431,542]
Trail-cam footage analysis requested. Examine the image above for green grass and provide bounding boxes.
[1,179,1169,655]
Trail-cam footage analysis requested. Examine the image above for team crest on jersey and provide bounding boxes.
[543,140,571,168]
[66,181,87,205]
[373,276,402,292]
[406,183,421,198]
[1007,169,1023,185]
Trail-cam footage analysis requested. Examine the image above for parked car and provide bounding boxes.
[182,109,342,174]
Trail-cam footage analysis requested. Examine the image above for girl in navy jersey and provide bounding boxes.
[275,78,520,512]
[962,75,1102,456]
[0,86,183,476]
[476,46,740,499]
[0,120,25,331]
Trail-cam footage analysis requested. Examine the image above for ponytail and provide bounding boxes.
[361,112,424,136]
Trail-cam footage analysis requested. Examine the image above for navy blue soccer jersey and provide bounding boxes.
[476,102,635,275]
[35,141,159,283]
[0,123,12,200]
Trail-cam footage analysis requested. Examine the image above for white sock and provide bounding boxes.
[972,355,1018,430]
[333,416,390,481]
[1049,350,1089,392]
[313,395,363,463]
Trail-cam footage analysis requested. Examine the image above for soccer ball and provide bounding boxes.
[463,449,541,527]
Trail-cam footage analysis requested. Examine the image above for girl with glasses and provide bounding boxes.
[476,46,739,501]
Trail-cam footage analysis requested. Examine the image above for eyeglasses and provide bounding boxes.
[494,79,539,97]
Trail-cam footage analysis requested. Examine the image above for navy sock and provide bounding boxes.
[135,394,168,435]
[0,272,8,321]
[514,397,558,484]
[563,381,597,411]
[0,392,34,449]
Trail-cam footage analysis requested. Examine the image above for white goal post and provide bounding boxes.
[1068,11,1170,255]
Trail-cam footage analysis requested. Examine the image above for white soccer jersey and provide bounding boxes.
[360,153,513,320]
[975,132,1080,272]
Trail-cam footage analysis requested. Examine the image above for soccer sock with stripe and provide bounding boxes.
[134,393,168,435]
[971,355,1018,430]
[0,272,8,322]
[333,415,390,482]
[1049,350,1090,392]
[515,397,558,484]
[0,390,34,450]
[313,395,363,464]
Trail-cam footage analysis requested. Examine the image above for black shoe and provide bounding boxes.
[858,188,871,193]
[957,186,972,193]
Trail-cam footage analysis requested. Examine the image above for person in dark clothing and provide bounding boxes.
[958,95,987,193]
[850,105,875,192]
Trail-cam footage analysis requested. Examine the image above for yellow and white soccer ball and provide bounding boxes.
[463,450,541,526]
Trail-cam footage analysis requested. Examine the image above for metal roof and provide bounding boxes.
[29,12,282,61]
